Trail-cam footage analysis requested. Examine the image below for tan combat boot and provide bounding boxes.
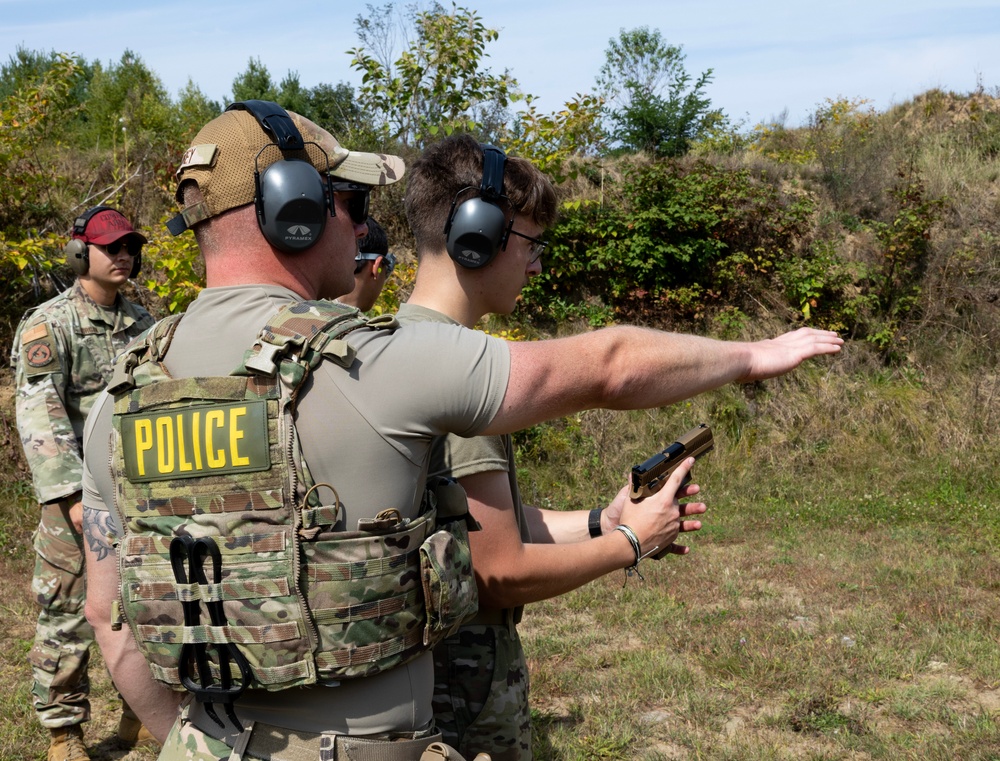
[117,704,159,749]
[48,726,89,761]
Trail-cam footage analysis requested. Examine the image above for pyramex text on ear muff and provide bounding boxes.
[63,205,142,278]
[444,144,512,269]
[226,100,334,254]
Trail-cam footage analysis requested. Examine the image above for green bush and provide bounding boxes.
[520,158,814,327]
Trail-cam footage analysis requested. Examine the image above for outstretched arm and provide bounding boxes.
[82,506,182,742]
[484,326,842,435]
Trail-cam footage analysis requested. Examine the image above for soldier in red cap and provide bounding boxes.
[11,206,155,761]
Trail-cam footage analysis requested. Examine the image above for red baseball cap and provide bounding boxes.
[73,208,148,246]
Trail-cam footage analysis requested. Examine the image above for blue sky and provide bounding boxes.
[3,0,998,129]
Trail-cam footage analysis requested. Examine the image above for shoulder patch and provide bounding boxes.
[21,333,58,376]
[21,322,49,344]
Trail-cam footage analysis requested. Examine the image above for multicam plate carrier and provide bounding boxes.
[107,300,478,692]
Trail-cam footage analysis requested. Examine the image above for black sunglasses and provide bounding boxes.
[103,239,143,257]
[329,181,372,225]
[355,251,397,276]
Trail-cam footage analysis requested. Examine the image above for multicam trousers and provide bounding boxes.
[432,624,531,761]
[28,500,92,728]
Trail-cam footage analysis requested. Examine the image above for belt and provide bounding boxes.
[192,715,441,761]
[469,606,523,634]
[469,608,506,626]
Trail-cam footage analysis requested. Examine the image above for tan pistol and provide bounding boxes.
[629,423,714,499]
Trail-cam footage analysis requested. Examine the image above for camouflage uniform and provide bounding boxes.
[397,304,532,761]
[11,281,153,729]
[431,624,530,761]
[426,433,532,761]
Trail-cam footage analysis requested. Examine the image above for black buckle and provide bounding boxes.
[226,100,305,151]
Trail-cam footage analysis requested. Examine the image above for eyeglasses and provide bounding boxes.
[101,239,142,257]
[507,228,548,263]
[355,251,397,277]
[329,181,371,225]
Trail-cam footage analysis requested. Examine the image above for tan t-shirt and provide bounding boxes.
[396,303,531,566]
[82,285,510,737]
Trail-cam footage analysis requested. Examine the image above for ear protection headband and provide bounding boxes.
[225,100,334,254]
[63,205,142,278]
[443,144,511,269]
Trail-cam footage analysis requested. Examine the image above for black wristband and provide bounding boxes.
[588,506,603,538]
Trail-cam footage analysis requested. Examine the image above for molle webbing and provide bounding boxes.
[238,301,398,382]
[110,300,438,692]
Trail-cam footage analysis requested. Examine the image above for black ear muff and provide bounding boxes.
[129,250,142,279]
[226,100,333,254]
[64,238,90,276]
[445,144,511,269]
[256,159,329,254]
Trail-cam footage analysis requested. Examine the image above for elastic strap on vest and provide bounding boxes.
[106,313,184,394]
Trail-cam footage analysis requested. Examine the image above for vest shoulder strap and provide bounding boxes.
[106,314,184,394]
[238,300,398,382]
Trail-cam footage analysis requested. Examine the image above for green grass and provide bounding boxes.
[518,455,1000,760]
[0,331,997,760]
[505,350,1000,759]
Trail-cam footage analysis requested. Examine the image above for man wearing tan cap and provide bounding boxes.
[80,101,841,761]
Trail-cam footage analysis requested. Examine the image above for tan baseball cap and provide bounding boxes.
[170,108,404,230]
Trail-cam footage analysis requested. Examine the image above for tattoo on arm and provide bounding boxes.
[82,507,117,563]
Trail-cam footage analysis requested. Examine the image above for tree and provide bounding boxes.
[170,79,222,148]
[349,2,521,148]
[505,93,605,182]
[231,57,278,103]
[596,27,722,157]
[0,53,83,234]
[85,51,173,144]
[0,53,88,316]
[76,51,176,222]
[277,71,310,115]
[229,59,366,143]
[1,47,90,104]
[306,82,366,145]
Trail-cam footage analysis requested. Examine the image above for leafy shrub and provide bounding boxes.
[775,238,859,326]
[0,53,83,236]
[520,157,814,326]
[860,172,945,355]
[141,219,205,313]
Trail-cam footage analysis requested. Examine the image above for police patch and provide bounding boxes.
[120,400,271,482]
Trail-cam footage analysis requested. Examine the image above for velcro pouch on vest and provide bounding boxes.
[427,477,481,533]
[419,522,479,647]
